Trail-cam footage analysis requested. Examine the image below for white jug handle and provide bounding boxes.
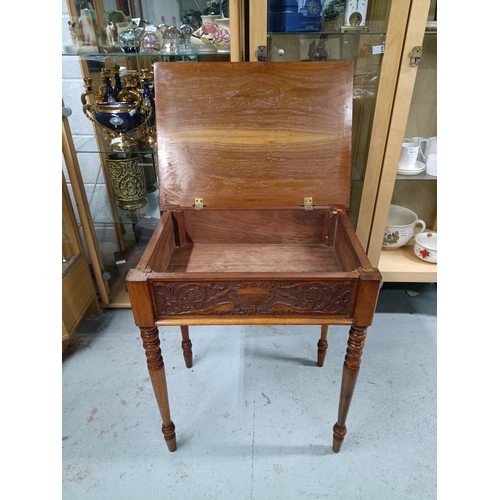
[419,138,429,159]
[414,220,426,236]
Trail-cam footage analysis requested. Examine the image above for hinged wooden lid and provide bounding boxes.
[154,61,353,210]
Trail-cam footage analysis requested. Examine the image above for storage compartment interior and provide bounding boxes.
[144,209,363,274]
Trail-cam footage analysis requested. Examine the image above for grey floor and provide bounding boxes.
[62,282,437,500]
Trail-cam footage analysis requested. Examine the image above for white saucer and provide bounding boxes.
[398,160,425,175]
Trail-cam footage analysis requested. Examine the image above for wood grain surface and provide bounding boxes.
[154,61,353,209]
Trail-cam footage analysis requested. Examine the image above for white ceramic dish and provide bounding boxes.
[397,160,425,176]
[414,232,437,263]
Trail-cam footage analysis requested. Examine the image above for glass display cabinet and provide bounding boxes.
[359,0,437,281]
[62,0,243,307]
[62,172,100,353]
[249,0,437,283]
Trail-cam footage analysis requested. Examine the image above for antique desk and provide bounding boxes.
[127,61,381,453]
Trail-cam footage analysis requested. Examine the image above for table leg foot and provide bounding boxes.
[332,325,367,452]
[181,325,193,368]
[332,423,346,453]
[162,422,177,452]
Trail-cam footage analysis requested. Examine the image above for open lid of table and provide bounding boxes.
[154,61,353,210]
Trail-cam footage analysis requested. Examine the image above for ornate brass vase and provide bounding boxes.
[105,153,147,210]
[81,74,153,151]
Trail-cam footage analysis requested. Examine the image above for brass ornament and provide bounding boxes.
[105,153,147,210]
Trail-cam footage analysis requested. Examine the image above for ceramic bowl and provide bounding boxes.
[413,232,437,263]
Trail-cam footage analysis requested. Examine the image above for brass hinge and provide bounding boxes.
[302,197,314,211]
[410,46,422,66]
[193,198,205,210]
[257,46,267,61]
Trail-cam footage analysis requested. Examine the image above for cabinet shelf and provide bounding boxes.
[267,26,436,37]
[62,49,230,60]
[378,245,437,282]
[396,172,437,181]
[92,190,159,225]
[268,30,386,36]
[75,136,156,155]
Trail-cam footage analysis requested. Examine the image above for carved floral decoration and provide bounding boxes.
[152,280,354,317]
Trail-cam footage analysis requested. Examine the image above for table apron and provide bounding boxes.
[150,278,358,320]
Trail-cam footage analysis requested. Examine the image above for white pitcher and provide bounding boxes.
[421,136,437,161]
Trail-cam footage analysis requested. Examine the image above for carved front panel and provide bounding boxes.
[151,280,355,318]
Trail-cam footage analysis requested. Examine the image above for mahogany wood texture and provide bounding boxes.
[317,324,329,367]
[154,61,353,210]
[127,61,381,454]
[140,326,177,451]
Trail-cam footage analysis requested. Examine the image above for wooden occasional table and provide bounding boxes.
[127,61,381,453]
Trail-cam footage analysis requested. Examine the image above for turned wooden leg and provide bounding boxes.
[180,325,193,368]
[317,325,329,367]
[140,327,177,452]
[333,325,367,453]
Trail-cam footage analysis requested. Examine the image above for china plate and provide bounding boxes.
[398,160,425,176]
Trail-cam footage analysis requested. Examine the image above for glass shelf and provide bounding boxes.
[396,172,437,181]
[92,190,160,225]
[75,136,156,155]
[268,30,387,36]
[62,49,229,60]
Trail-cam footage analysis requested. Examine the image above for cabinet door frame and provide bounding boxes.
[355,0,413,248]
[62,107,111,304]
[62,172,100,353]
[364,0,431,265]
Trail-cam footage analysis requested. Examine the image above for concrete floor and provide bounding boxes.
[62,282,437,500]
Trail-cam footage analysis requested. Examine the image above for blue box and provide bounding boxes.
[268,12,322,32]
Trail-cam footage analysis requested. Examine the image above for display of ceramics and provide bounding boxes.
[67,13,229,56]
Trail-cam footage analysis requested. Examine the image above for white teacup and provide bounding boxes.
[383,204,426,248]
[398,142,419,170]
[405,136,428,162]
